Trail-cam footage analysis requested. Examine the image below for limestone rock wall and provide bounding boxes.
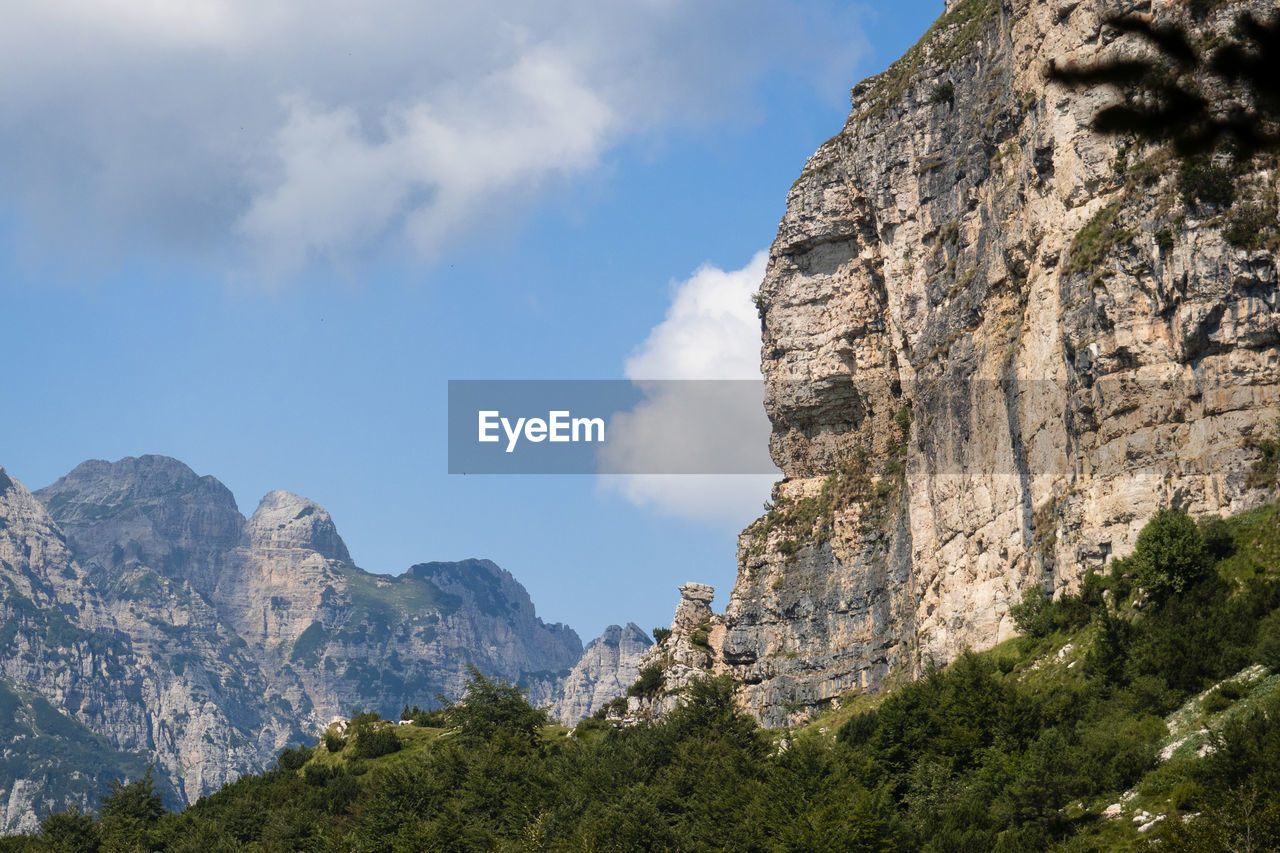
[721,0,1280,726]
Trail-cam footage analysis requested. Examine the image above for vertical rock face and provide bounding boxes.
[1,455,582,831]
[549,623,652,724]
[717,0,1280,726]
[0,469,173,831]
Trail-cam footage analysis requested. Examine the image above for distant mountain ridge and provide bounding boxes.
[549,622,652,724]
[0,456,588,832]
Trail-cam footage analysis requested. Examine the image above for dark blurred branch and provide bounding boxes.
[1047,11,1280,156]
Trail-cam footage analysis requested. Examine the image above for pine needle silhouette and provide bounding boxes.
[1048,11,1280,156]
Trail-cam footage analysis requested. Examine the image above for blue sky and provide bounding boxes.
[1,0,944,643]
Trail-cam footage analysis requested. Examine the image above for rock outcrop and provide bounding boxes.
[548,623,652,724]
[625,584,730,720]
[655,0,1280,726]
[0,456,582,830]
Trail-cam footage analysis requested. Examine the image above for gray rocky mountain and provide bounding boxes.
[638,0,1280,726]
[0,456,581,831]
[548,623,651,724]
[0,467,163,832]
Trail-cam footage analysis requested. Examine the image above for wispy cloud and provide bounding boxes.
[0,1,866,280]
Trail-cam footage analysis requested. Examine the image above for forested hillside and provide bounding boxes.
[10,502,1280,851]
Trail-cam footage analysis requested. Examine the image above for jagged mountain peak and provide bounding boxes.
[596,623,652,647]
[247,490,350,563]
[407,557,507,589]
[0,465,34,511]
[406,559,578,640]
[37,455,237,516]
[34,455,247,592]
[408,559,516,604]
[0,467,81,601]
[409,556,501,575]
[548,621,652,724]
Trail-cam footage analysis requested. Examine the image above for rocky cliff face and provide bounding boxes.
[0,456,581,831]
[548,623,651,724]
[0,467,160,832]
[36,455,247,597]
[31,457,303,808]
[650,0,1280,726]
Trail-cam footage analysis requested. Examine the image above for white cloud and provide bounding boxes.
[625,251,769,381]
[238,50,615,272]
[0,1,866,279]
[601,251,780,525]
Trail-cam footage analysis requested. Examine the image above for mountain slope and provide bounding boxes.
[0,456,582,830]
[15,499,1280,850]
[0,679,156,835]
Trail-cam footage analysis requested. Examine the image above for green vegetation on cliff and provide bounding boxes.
[853,0,1000,118]
[0,680,158,832]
